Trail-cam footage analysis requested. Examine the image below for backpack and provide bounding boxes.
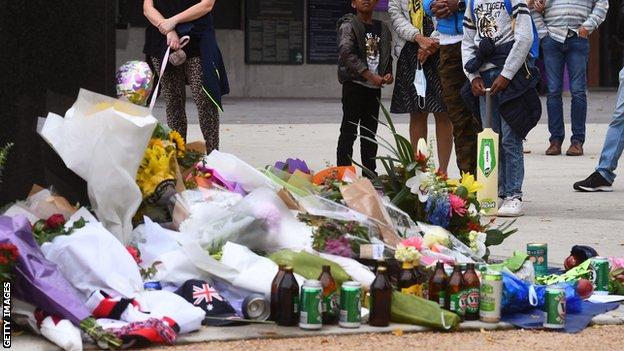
[469,0,540,58]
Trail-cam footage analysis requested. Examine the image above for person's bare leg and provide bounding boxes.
[410,112,429,156]
[433,112,453,174]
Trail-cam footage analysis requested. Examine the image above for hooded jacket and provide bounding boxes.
[337,14,392,85]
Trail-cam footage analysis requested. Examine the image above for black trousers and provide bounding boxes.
[337,82,381,174]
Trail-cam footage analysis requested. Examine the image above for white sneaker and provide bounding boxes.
[498,198,524,217]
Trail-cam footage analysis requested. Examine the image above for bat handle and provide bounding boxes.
[484,88,493,129]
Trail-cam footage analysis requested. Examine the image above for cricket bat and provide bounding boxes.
[477,88,499,216]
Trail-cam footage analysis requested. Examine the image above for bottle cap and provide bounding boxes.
[284,266,293,272]
[322,265,331,272]
[377,266,387,273]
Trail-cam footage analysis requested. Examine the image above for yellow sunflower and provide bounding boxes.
[447,172,483,194]
[168,130,186,158]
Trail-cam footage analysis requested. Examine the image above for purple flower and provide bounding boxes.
[324,236,353,258]
[274,158,311,175]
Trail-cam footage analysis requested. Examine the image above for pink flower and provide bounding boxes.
[324,236,353,258]
[401,236,423,250]
[449,194,468,217]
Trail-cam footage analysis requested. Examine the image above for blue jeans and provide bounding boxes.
[596,68,624,184]
[479,67,525,199]
[542,35,590,144]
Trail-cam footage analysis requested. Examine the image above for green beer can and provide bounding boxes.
[527,243,548,276]
[590,257,610,295]
[339,281,361,328]
[479,271,502,323]
[299,280,323,330]
[543,287,566,329]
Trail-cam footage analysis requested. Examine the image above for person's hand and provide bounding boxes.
[534,0,545,13]
[166,31,181,50]
[471,77,486,96]
[415,35,439,54]
[369,74,385,87]
[158,17,178,35]
[418,48,431,63]
[578,27,590,39]
[432,0,451,18]
[490,75,510,95]
[383,74,394,85]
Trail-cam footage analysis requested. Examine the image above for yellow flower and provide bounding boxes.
[447,172,483,194]
[168,130,186,158]
[136,143,176,198]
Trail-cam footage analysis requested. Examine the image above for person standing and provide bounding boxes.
[424,0,480,175]
[143,0,229,153]
[532,0,609,156]
[574,67,624,192]
[462,0,538,216]
[337,0,393,176]
[389,0,453,174]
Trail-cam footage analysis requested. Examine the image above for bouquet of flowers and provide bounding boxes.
[361,104,517,259]
[31,214,87,245]
[298,213,371,258]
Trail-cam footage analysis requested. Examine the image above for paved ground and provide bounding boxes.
[159,324,624,351]
[153,91,618,125]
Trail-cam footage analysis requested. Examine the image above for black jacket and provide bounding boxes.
[337,14,392,85]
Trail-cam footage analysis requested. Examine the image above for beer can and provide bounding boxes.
[339,281,362,328]
[479,271,502,323]
[243,294,270,321]
[590,257,610,295]
[543,287,566,329]
[144,281,162,291]
[527,243,548,276]
[299,280,323,330]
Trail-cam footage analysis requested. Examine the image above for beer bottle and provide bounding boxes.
[369,266,392,327]
[276,266,299,326]
[270,265,285,321]
[463,263,481,321]
[412,260,426,298]
[428,261,448,308]
[318,265,339,324]
[397,261,417,295]
[447,264,466,317]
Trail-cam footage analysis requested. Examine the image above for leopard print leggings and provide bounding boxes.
[151,56,219,152]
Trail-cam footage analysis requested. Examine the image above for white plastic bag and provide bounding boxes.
[41,220,143,299]
[219,242,305,299]
[202,150,280,193]
[39,89,158,244]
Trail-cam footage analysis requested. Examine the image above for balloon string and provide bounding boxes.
[149,35,190,111]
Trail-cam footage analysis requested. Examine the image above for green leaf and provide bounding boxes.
[73,217,87,229]
[391,186,411,205]
[485,229,505,246]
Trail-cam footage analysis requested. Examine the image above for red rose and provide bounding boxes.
[45,214,66,230]
[126,246,142,265]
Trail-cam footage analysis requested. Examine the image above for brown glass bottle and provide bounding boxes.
[270,264,285,321]
[446,264,466,317]
[369,266,392,327]
[318,265,339,324]
[428,261,448,308]
[397,261,417,294]
[412,260,426,298]
[462,263,481,321]
[276,266,299,326]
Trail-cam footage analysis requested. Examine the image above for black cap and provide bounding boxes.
[174,279,243,326]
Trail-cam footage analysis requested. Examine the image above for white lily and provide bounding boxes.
[416,138,428,157]
[405,170,431,202]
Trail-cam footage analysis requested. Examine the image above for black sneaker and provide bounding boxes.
[573,172,613,192]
